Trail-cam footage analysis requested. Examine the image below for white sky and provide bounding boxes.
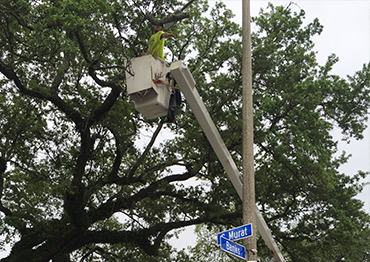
[218,0,370,212]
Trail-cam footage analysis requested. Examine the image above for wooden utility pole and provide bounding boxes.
[242,0,257,261]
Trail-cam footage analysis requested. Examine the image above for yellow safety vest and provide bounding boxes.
[148,31,165,60]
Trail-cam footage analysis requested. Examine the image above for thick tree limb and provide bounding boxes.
[87,157,206,224]
[0,61,44,99]
[145,12,190,26]
[74,31,122,127]
[130,0,190,26]
[87,84,122,126]
[0,60,85,130]
[60,212,241,257]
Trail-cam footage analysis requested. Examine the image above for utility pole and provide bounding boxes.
[242,0,257,261]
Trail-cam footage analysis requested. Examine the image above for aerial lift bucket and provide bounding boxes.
[125,55,172,119]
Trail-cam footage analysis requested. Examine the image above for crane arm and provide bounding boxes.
[170,60,285,262]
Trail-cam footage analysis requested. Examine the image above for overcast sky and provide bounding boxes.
[220,0,370,212]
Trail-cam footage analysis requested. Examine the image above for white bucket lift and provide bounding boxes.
[125,55,172,119]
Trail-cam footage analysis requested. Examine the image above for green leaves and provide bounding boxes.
[0,1,369,261]
[246,4,370,261]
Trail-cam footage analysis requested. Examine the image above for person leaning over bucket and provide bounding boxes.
[148,24,175,60]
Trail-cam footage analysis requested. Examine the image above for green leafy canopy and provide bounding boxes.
[0,1,369,261]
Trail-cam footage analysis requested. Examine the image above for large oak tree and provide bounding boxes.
[0,0,369,261]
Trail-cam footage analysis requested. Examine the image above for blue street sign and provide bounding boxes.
[220,237,246,260]
[217,223,252,245]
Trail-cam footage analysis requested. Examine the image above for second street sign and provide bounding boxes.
[219,236,246,260]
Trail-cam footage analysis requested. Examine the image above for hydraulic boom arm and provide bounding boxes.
[169,60,285,262]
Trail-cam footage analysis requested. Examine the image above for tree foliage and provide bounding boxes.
[250,5,370,261]
[0,0,369,261]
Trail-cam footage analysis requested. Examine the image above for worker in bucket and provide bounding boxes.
[148,24,175,60]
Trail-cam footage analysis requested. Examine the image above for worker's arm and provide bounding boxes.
[160,32,175,39]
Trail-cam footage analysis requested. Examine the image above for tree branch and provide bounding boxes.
[87,84,122,127]
[87,158,206,224]
[128,120,164,178]
[0,156,12,216]
[0,60,85,131]
[145,12,190,26]
[70,211,241,256]
[74,31,122,127]
[50,52,70,95]
[0,61,44,99]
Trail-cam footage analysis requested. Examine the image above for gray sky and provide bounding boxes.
[221,0,370,212]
